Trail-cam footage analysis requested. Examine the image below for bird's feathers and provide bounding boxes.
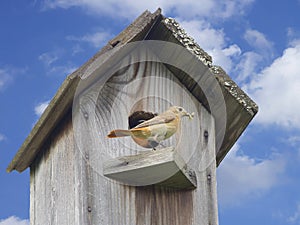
[106,106,194,148]
[134,114,176,128]
[128,111,157,128]
[107,129,131,138]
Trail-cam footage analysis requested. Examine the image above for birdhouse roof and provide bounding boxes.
[7,8,258,173]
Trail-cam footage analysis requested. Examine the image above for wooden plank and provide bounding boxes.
[29,56,218,224]
[103,147,197,189]
[72,59,218,224]
[30,115,79,225]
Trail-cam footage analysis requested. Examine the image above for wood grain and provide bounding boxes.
[72,59,218,224]
[103,147,197,189]
[30,59,218,225]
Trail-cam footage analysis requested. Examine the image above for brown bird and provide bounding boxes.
[128,110,159,148]
[107,106,194,148]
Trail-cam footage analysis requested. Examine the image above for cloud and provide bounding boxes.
[283,135,300,159]
[40,1,258,79]
[34,100,50,117]
[0,66,28,91]
[235,51,263,82]
[0,66,27,91]
[0,69,11,90]
[168,0,254,20]
[179,20,226,50]
[210,44,241,73]
[38,50,77,76]
[38,51,59,67]
[0,133,6,142]
[71,44,84,55]
[66,31,112,48]
[246,42,300,129]
[232,29,274,82]
[288,203,300,223]
[285,136,300,147]
[48,65,77,76]
[42,0,254,20]
[0,216,29,225]
[217,144,285,207]
[244,29,273,53]
[178,19,241,73]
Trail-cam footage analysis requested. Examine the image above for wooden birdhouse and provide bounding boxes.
[7,9,258,225]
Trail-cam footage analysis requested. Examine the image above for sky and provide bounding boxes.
[1,0,300,224]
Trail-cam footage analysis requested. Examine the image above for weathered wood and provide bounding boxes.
[30,115,80,225]
[30,101,217,225]
[7,9,257,174]
[103,147,197,190]
[7,8,163,173]
[69,58,218,224]
[5,8,260,225]
[147,17,258,166]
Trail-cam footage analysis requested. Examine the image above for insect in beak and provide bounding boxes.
[188,112,194,120]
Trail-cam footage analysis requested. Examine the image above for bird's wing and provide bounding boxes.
[133,113,176,128]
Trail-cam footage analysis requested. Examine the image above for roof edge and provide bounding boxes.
[7,74,80,172]
[7,8,163,173]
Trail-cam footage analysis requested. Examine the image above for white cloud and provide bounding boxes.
[283,135,300,159]
[42,0,254,20]
[34,100,50,117]
[0,67,27,91]
[233,29,273,82]
[179,20,226,51]
[247,42,300,129]
[288,203,300,223]
[0,69,11,90]
[170,0,254,20]
[0,133,6,142]
[217,144,285,207]
[38,50,77,76]
[71,44,84,55]
[210,44,241,73]
[0,216,29,225]
[287,27,296,39]
[178,19,241,73]
[38,51,59,66]
[49,64,77,76]
[66,31,112,48]
[286,136,300,147]
[235,51,263,82]
[244,29,273,53]
[40,1,258,78]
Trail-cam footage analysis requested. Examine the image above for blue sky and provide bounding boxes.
[1,0,300,224]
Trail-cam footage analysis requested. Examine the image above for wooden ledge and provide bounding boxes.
[103,147,197,190]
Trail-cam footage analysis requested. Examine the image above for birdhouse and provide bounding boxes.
[7,9,258,225]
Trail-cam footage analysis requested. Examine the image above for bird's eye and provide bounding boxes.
[178,107,183,111]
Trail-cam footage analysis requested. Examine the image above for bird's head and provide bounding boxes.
[169,106,194,119]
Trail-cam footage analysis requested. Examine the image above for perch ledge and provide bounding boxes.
[103,147,197,190]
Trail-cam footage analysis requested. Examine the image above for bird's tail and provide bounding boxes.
[107,129,131,138]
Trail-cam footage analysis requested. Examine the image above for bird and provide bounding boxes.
[107,106,194,149]
[127,110,159,148]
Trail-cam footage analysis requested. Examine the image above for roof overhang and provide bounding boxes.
[7,9,257,173]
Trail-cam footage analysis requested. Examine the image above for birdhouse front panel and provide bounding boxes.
[64,27,220,222]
